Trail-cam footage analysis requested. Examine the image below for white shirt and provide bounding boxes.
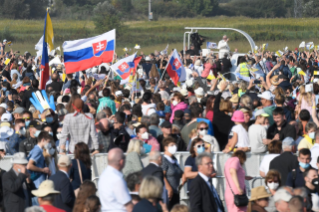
[310,143,319,168]
[231,124,250,147]
[141,103,156,116]
[99,166,131,212]
[259,154,280,175]
[248,124,267,153]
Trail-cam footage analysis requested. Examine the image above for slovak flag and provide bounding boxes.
[111,52,142,84]
[63,29,115,74]
[166,49,186,85]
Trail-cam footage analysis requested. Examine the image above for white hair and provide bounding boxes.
[25,206,46,212]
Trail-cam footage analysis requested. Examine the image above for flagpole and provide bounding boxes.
[154,53,171,93]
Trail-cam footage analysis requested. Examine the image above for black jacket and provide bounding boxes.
[132,198,159,212]
[19,136,38,157]
[269,151,298,185]
[50,171,75,212]
[221,57,232,73]
[141,163,164,185]
[189,174,224,212]
[21,87,39,109]
[212,92,234,150]
[107,125,131,153]
[2,168,35,212]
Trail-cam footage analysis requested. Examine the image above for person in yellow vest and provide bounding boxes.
[235,57,250,77]
[297,122,317,150]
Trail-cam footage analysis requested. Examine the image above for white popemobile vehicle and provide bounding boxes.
[183,27,257,81]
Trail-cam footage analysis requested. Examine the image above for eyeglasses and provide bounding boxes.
[196,144,205,148]
[199,127,209,131]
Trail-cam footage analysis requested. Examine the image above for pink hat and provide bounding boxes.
[231,110,245,123]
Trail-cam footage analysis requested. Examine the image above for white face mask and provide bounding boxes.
[19,127,26,136]
[172,100,178,106]
[199,129,208,136]
[267,182,279,190]
[44,142,51,150]
[56,133,62,140]
[168,145,177,155]
[141,132,149,140]
[263,125,269,130]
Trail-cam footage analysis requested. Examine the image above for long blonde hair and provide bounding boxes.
[127,138,143,154]
[300,91,312,105]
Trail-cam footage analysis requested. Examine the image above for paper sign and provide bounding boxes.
[4,58,10,65]
[314,71,319,75]
[305,84,313,93]
[206,42,217,49]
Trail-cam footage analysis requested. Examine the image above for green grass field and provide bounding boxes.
[3,17,319,55]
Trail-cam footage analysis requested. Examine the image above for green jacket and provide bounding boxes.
[263,105,276,125]
[97,97,116,114]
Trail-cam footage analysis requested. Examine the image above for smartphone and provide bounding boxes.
[254,80,261,84]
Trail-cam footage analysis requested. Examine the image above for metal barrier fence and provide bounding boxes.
[0,152,267,205]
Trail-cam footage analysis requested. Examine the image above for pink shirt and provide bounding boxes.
[145,136,160,151]
[224,157,247,212]
[201,63,216,78]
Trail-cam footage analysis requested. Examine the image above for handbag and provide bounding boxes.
[225,175,248,207]
[73,159,83,197]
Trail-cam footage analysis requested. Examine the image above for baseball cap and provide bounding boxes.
[145,56,151,61]
[258,91,273,101]
[160,121,172,128]
[295,48,298,51]
[58,155,71,167]
[1,113,12,122]
[0,103,7,110]
[254,109,269,117]
[273,188,293,203]
[194,87,204,96]
[29,120,42,130]
[282,137,295,147]
[221,91,232,100]
[12,107,25,114]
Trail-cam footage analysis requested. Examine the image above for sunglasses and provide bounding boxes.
[199,127,209,131]
[196,144,205,148]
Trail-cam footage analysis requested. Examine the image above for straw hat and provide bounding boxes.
[31,180,60,197]
[230,94,239,103]
[249,186,271,201]
[270,75,279,86]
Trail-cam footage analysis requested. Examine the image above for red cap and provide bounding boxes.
[295,48,298,51]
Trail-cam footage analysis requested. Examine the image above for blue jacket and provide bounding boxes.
[275,65,292,78]
[50,171,75,212]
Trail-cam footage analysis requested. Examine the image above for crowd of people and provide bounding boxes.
[0,36,319,212]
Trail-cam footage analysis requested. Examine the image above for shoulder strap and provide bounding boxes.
[225,173,246,195]
[77,159,83,184]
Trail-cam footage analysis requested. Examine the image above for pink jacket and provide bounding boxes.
[170,102,188,123]
[145,136,160,151]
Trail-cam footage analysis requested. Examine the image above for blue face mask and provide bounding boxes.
[143,143,152,154]
[49,132,53,136]
[25,120,30,127]
[197,146,205,154]
[2,87,6,92]
[46,117,54,124]
[34,130,41,138]
[299,162,310,169]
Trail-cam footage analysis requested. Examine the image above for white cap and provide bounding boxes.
[254,109,269,117]
[221,91,232,100]
[3,39,7,43]
[186,79,194,87]
[0,126,14,139]
[180,89,188,96]
[173,87,180,92]
[1,113,12,122]
[258,91,273,101]
[115,90,123,97]
[11,152,28,164]
[0,103,7,110]
[145,56,151,61]
[194,87,204,96]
